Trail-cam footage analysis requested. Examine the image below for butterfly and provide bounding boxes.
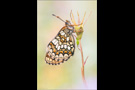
[45,14,76,65]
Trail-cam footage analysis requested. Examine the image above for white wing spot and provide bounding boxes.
[56,36,60,39]
[67,42,69,46]
[64,45,67,49]
[50,49,52,53]
[56,43,58,48]
[48,45,51,48]
[52,39,58,45]
[46,57,49,61]
[59,54,63,60]
[51,53,55,59]
[67,37,69,41]
[54,40,58,45]
[57,46,60,50]
[68,46,71,50]
[70,42,73,45]
[59,41,62,45]
[71,48,74,52]
[60,31,65,35]
[52,39,56,43]
[65,34,67,37]
[71,45,73,48]
[61,45,63,48]
[64,54,68,61]
[49,58,52,62]
[55,55,59,61]
[62,38,64,41]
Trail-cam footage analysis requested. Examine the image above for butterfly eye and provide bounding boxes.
[70,30,73,33]
[65,20,71,25]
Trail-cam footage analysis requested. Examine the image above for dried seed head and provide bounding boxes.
[70,10,91,40]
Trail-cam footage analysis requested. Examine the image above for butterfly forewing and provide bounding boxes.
[45,26,75,65]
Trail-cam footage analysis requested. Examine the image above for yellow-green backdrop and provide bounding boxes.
[37,0,97,89]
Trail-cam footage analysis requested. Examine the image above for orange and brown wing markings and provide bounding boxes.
[60,35,67,43]
[51,43,55,48]
[46,54,49,57]
[64,51,67,53]
[61,26,67,31]
[58,33,61,37]
[53,49,56,53]
[64,37,67,42]
[45,53,51,64]
[49,43,56,51]
[60,51,63,54]
[46,52,60,65]
[60,39,64,43]
[49,42,55,49]
[61,35,64,38]
[56,51,59,55]
[69,51,72,54]
[49,42,52,46]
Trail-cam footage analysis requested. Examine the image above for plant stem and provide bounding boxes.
[79,40,87,87]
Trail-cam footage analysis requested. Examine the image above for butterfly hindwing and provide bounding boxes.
[45,26,75,65]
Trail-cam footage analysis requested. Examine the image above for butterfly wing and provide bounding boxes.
[45,26,75,65]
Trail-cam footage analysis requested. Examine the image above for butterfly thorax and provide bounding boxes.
[64,20,75,34]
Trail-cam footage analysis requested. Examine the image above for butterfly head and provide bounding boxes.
[65,20,75,33]
[65,20,71,25]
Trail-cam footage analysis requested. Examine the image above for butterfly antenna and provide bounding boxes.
[52,14,65,23]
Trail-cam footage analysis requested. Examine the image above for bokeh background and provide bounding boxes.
[37,0,97,89]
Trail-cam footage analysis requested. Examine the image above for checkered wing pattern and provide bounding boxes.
[45,26,75,65]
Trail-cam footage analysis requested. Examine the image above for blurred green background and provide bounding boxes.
[37,0,97,89]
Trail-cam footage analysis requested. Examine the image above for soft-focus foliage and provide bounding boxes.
[37,0,97,89]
